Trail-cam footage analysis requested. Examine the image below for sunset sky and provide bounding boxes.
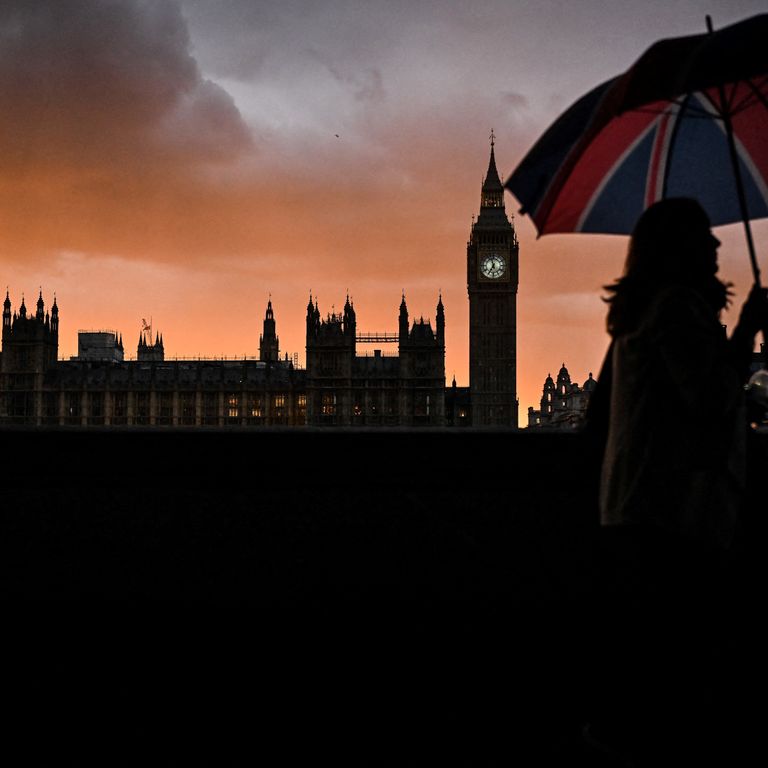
[2,0,766,415]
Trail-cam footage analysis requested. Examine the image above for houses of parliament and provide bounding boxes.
[0,141,521,428]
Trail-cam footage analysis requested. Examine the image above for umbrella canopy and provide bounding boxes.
[505,14,768,249]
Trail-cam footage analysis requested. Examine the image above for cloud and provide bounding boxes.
[307,48,387,104]
[0,0,253,262]
[0,0,252,167]
[501,91,529,111]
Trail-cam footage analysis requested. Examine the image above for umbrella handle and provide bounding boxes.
[707,15,762,287]
[719,84,761,286]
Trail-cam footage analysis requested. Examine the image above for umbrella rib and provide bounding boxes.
[744,76,768,113]
[729,92,758,116]
[697,89,725,120]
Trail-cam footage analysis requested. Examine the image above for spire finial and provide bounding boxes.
[489,128,495,148]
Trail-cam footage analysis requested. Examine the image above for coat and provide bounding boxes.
[598,283,746,549]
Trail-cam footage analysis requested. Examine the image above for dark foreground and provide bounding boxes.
[3,428,766,765]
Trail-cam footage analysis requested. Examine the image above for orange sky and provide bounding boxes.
[2,0,766,417]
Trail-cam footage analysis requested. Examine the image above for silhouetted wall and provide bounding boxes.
[4,428,765,600]
[4,428,764,764]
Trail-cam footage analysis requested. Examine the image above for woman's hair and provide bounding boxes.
[604,198,731,336]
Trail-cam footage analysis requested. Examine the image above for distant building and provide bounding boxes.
[527,364,596,429]
[0,291,446,427]
[0,136,536,429]
[304,292,445,426]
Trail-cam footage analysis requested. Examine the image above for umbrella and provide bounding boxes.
[505,13,768,284]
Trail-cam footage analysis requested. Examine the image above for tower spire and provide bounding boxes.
[2,289,10,330]
[436,291,445,346]
[481,131,504,208]
[260,296,279,362]
[399,291,409,345]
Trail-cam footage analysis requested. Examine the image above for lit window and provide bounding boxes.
[249,395,263,418]
[321,392,336,415]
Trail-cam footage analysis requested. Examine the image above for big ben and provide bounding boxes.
[467,132,519,427]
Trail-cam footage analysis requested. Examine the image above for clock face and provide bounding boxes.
[480,253,506,279]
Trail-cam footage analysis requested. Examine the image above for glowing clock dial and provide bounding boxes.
[480,254,506,279]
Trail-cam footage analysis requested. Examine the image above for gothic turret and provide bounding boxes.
[306,293,319,341]
[36,290,45,321]
[51,296,58,335]
[137,329,164,361]
[259,298,279,362]
[3,291,10,330]
[399,293,409,345]
[436,293,445,346]
[343,294,356,337]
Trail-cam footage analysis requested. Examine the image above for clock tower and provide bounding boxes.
[467,133,519,427]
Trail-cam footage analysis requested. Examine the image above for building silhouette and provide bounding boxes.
[259,299,279,362]
[527,364,596,429]
[0,140,526,428]
[305,293,445,426]
[0,290,447,427]
[467,132,519,426]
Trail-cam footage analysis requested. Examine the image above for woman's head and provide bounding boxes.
[605,198,729,336]
[624,198,720,281]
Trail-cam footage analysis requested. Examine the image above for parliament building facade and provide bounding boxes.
[0,143,520,428]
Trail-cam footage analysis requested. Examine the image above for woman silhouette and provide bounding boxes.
[585,197,768,761]
[598,197,765,546]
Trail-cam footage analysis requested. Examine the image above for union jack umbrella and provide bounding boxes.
[505,13,768,283]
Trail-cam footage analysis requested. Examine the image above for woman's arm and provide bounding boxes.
[728,286,768,382]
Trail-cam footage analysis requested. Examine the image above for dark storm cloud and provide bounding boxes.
[0,0,253,172]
